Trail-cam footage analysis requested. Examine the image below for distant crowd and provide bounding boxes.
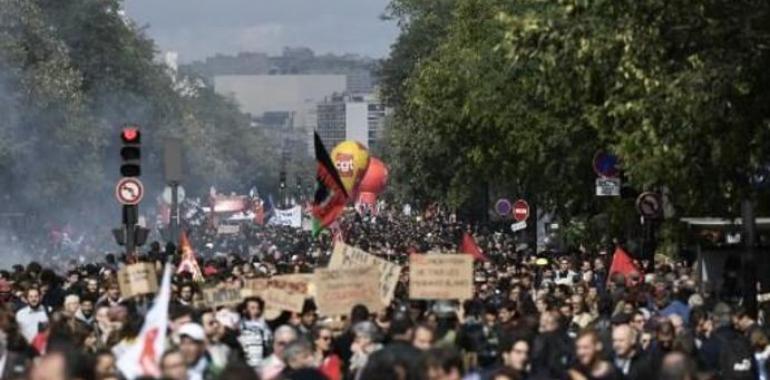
[0,205,767,380]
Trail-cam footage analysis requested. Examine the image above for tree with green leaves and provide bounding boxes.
[381,0,770,248]
[0,0,288,236]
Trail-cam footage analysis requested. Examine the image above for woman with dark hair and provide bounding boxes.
[312,325,342,380]
[237,296,273,370]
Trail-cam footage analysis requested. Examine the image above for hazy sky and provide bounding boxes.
[124,0,399,63]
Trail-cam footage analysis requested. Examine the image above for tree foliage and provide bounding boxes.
[382,0,770,228]
[0,0,282,227]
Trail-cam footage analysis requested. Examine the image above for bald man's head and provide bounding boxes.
[612,324,637,358]
[661,351,695,380]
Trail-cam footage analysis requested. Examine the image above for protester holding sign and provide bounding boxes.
[0,204,747,380]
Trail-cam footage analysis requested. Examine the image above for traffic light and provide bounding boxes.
[120,126,141,177]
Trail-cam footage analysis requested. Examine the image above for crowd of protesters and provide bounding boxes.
[0,204,767,380]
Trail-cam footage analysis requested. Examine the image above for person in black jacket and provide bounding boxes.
[530,311,572,379]
[611,324,652,380]
[698,303,757,380]
[376,313,424,380]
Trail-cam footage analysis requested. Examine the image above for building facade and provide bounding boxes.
[316,93,387,150]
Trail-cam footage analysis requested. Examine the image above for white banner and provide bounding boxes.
[269,205,302,228]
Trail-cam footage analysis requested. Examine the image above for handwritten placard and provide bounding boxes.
[241,278,269,299]
[409,254,473,300]
[314,266,382,317]
[117,263,158,298]
[328,242,401,305]
[203,286,243,307]
[263,275,310,313]
[217,224,241,235]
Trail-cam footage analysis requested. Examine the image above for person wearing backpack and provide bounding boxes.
[699,302,758,380]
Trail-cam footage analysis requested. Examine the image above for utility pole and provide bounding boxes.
[164,138,184,244]
[113,126,149,260]
[741,197,758,318]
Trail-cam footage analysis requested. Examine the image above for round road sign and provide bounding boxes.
[495,198,512,216]
[636,192,662,219]
[116,178,144,205]
[162,185,186,205]
[593,151,620,178]
[512,199,530,222]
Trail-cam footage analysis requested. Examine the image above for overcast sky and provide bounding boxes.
[124,0,399,63]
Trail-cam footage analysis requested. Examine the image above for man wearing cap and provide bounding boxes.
[178,323,213,380]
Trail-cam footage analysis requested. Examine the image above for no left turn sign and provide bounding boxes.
[116,178,144,205]
[636,192,662,219]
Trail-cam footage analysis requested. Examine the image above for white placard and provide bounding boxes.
[596,177,621,197]
[511,221,527,232]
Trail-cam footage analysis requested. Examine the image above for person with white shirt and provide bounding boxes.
[15,288,48,343]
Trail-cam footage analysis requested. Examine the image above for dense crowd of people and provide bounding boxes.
[0,205,767,380]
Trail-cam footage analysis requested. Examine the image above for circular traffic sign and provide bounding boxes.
[116,178,144,205]
[512,199,530,222]
[162,185,186,205]
[495,198,512,216]
[636,192,662,219]
[593,151,620,178]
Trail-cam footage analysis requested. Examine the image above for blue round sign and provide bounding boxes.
[593,151,620,178]
[495,199,512,216]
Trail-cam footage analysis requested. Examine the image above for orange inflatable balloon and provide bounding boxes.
[330,140,370,195]
[358,157,389,195]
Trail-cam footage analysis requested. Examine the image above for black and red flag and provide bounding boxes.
[311,132,349,236]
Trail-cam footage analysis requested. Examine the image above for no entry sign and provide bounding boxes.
[512,199,530,222]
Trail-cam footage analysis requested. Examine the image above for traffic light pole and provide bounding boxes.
[169,181,180,245]
[114,126,149,258]
[123,205,138,260]
[741,198,758,319]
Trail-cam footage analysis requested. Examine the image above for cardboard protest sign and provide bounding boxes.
[328,242,401,305]
[314,266,382,317]
[262,275,310,313]
[217,224,240,235]
[202,286,243,308]
[241,278,269,299]
[117,263,158,298]
[409,254,474,300]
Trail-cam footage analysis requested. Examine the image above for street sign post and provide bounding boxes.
[596,178,621,197]
[593,151,620,178]
[115,178,144,205]
[511,221,527,232]
[636,192,662,219]
[512,199,530,222]
[162,185,186,205]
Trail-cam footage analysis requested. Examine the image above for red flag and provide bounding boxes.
[608,246,641,283]
[460,232,488,262]
[311,133,349,233]
[253,201,265,226]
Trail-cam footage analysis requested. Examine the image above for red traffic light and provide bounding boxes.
[121,127,140,143]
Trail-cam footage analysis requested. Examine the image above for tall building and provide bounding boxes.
[317,93,387,150]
